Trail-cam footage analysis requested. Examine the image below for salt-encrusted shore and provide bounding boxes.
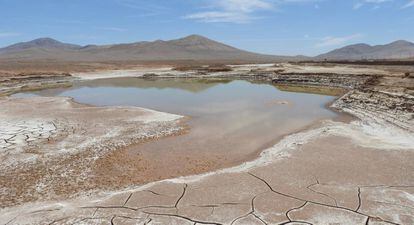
[1,63,413,225]
[1,105,413,225]
[0,97,185,208]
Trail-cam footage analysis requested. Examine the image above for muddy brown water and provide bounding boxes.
[14,78,339,190]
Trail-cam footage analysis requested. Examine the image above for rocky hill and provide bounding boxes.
[0,35,296,62]
[317,40,414,60]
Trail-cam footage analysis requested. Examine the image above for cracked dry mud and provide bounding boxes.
[1,63,414,225]
[0,96,185,208]
[2,117,413,225]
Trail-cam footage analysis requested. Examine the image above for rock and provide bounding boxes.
[271,73,372,89]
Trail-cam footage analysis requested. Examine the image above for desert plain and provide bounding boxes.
[0,59,413,225]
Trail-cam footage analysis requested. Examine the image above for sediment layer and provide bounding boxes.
[0,97,184,208]
[0,73,74,96]
[1,63,413,225]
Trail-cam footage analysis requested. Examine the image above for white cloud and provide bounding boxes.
[353,0,393,9]
[217,0,273,12]
[402,0,414,8]
[184,0,333,23]
[184,0,274,23]
[316,34,363,47]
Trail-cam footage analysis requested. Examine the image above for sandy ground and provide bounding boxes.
[71,63,394,80]
[1,115,413,225]
[0,97,184,208]
[1,63,413,225]
[272,63,392,75]
[72,66,176,80]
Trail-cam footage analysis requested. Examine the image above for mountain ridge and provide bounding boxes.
[0,35,295,62]
[1,35,413,62]
[0,37,82,53]
[317,40,414,60]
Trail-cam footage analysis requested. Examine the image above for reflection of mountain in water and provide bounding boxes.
[31,78,346,98]
[33,78,233,96]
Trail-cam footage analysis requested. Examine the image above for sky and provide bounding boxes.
[0,0,413,56]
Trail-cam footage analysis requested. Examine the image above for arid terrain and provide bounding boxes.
[2,0,414,222]
[0,60,413,225]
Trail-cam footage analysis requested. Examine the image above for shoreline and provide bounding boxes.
[0,62,413,224]
[2,101,413,224]
[0,96,186,208]
[1,77,341,206]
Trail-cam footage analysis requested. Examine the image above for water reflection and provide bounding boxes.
[14,78,338,163]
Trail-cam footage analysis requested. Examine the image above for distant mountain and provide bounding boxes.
[0,35,300,62]
[0,38,81,53]
[2,36,411,62]
[317,40,414,60]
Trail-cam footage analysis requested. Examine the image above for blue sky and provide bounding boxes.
[0,0,413,56]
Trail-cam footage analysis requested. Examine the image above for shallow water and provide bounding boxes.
[15,78,337,168]
[16,78,336,117]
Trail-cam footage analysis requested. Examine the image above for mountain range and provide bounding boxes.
[0,35,413,62]
[317,40,414,60]
[0,35,293,62]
